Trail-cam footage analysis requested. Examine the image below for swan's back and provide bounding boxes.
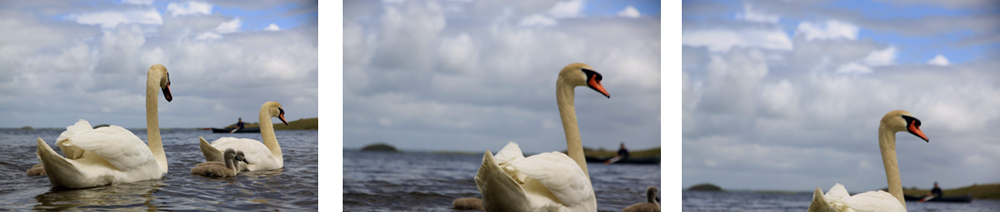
[207,137,279,171]
[475,142,596,212]
[808,184,905,212]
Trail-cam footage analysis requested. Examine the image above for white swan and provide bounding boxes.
[807,110,929,212]
[622,186,660,212]
[35,64,172,188]
[198,101,287,171]
[475,63,609,211]
[191,148,248,178]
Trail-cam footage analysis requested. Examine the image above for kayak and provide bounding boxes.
[585,156,659,165]
[903,194,972,203]
[210,127,260,133]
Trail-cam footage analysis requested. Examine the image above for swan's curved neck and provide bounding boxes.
[146,71,168,173]
[224,155,235,172]
[878,124,905,209]
[260,107,282,164]
[556,79,588,178]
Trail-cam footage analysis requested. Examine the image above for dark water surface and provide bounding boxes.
[343,150,662,211]
[0,128,318,211]
[683,190,1000,212]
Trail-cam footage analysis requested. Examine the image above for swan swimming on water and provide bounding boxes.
[475,63,609,211]
[622,186,659,212]
[807,110,930,212]
[191,149,249,178]
[199,101,288,171]
[34,64,173,189]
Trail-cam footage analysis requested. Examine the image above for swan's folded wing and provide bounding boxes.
[199,136,223,162]
[493,142,525,163]
[476,150,528,211]
[807,187,838,212]
[55,119,95,159]
[513,152,595,208]
[842,190,905,212]
[66,125,155,171]
[211,137,275,165]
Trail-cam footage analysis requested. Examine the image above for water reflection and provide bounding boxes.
[34,180,164,211]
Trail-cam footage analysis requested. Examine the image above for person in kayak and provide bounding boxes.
[617,142,630,160]
[928,182,943,197]
[231,117,245,134]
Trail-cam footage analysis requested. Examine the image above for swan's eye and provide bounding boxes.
[581,68,602,83]
[901,115,921,127]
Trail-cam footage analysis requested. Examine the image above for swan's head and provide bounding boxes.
[559,63,610,98]
[646,186,659,204]
[264,101,289,125]
[223,149,250,164]
[881,110,929,142]
[149,64,173,102]
[235,151,249,164]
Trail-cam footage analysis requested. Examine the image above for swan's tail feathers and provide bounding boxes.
[476,150,527,212]
[37,138,83,188]
[807,187,837,212]
[199,136,223,162]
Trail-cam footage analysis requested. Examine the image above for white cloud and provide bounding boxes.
[438,33,478,73]
[617,5,641,18]
[683,29,792,52]
[796,20,858,41]
[548,0,584,18]
[167,1,212,17]
[196,32,222,40]
[122,0,153,5]
[264,23,280,31]
[700,48,769,114]
[835,62,872,74]
[927,54,949,66]
[737,4,779,23]
[518,14,557,27]
[863,45,897,66]
[215,18,242,34]
[69,9,163,28]
[759,80,798,117]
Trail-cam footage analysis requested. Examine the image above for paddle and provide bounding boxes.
[919,195,937,202]
[604,156,623,164]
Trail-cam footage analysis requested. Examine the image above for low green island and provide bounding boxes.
[687,183,725,192]
[360,143,398,152]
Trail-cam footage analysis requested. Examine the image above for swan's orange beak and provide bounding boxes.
[279,110,288,125]
[588,76,610,98]
[908,120,929,142]
[162,81,172,102]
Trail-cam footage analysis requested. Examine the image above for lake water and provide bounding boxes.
[0,128,318,211]
[343,150,662,211]
[683,190,1000,212]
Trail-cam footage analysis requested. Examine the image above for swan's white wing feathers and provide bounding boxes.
[209,137,279,171]
[511,151,596,210]
[62,125,155,171]
[199,136,223,162]
[841,190,905,212]
[809,184,904,212]
[55,119,95,159]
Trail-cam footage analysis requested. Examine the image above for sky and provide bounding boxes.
[343,0,662,154]
[0,0,318,129]
[683,0,1000,191]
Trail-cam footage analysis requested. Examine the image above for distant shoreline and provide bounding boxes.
[4,117,319,131]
